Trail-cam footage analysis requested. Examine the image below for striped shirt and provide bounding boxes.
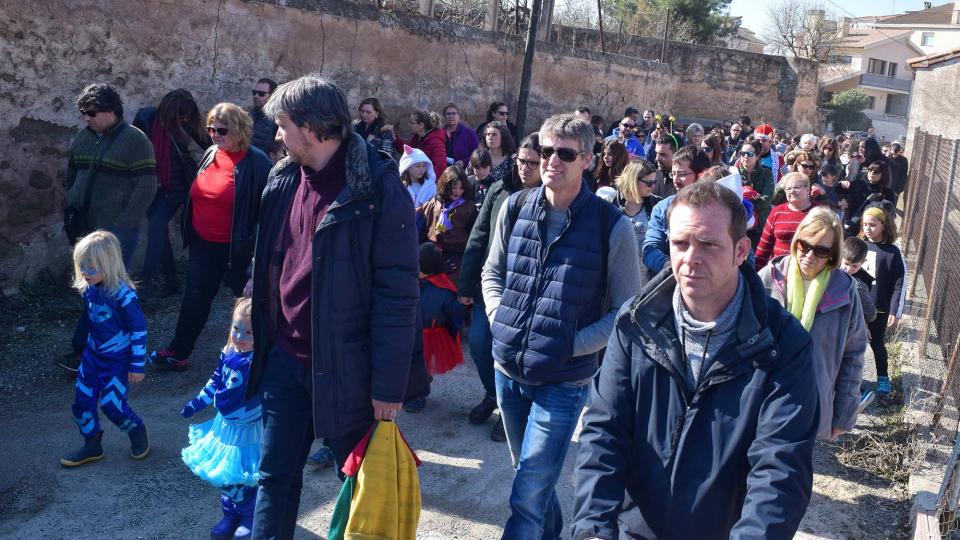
[754,203,817,270]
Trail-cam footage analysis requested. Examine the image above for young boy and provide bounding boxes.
[468,147,493,210]
[819,163,839,210]
[842,236,878,412]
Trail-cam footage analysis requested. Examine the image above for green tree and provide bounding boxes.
[824,89,874,133]
[602,0,737,45]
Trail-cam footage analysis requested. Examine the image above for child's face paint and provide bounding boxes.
[81,264,103,286]
[231,317,254,352]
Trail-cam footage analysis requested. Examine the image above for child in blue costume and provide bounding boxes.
[61,231,149,467]
[180,297,261,540]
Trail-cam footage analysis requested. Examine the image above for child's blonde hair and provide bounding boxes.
[226,297,254,350]
[72,230,134,296]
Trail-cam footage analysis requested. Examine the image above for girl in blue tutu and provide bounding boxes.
[180,298,261,540]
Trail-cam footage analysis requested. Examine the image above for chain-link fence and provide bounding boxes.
[901,129,960,537]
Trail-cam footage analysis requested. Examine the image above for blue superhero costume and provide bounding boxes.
[72,283,146,437]
[181,348,262,523]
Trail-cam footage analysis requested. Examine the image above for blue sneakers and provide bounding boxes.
[307,446,334,469]
[876,376,892,394]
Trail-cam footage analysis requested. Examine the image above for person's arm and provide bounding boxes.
[114,134,158,229]
[117,287,148,375]
[889,247,907,320]
[481,198,511,324]
[641,199,671,274]
[572,310,636,540]
[181,354,225,417]
[857,279,877,323]
[754,209,777,270]
[833,284,867,434]
[731,331,818,539]
[369,168,420,406]
[573,218,642,356]
[458,184,500,299]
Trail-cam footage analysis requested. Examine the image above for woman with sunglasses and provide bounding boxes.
[593,140,629,191]
[755,173,820,270]
[153,103,272,372]
[818,136,845,181]
[700,134,724,167]
[735,139,774,248]
[759,207,867,441]
[613,159,660,282]
[838,138,893,234]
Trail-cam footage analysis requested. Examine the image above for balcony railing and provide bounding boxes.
[859,73,913,93]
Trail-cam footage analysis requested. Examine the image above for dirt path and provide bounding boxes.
[0,284,910,539]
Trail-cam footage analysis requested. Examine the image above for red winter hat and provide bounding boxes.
[754,124,775,139]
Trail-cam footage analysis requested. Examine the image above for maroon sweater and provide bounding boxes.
[276,144,347,366]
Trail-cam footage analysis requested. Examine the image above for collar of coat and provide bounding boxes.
[766,255,854,314]
[272,132,375,200]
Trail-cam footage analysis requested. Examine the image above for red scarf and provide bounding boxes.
[150,117,173,191]
[425,273,457,293]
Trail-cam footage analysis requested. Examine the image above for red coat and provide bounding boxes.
[397,128,447,180]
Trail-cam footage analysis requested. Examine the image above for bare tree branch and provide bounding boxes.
[760,0,842,63]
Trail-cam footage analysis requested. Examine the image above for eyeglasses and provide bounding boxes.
[517,158,539,169]
[796,239,832,259]
[673,170,694,179]
[252,90,270,97]
[207,126,230,136]
[799,162,815,170]
[740,150,756,158]
[621,123,636,129]
[867,167,882,174]
[539,145,585,162]
[444,111,459,117]
[80,109,100,118]
[496,110,509,116]
[638,177,657,187]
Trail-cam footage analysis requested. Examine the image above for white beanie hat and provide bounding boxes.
[399,145,435,185]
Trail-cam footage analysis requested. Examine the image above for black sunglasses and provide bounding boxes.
[638,177,657,187]
[517,158,539,169]
[621,123,636,129]
[740,150,756,158]
[207,126,230,136]
[796,239,832,260]
[799,162,815,170]
[252,90,270,97]
[701,146,714,153]
[539,146,584,163]
[80,109,100,118]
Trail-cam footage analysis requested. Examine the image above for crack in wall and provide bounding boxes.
[212,0,225,82]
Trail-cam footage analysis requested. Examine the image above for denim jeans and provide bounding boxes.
[494,370,590,540]
[71,224,139,352]
[468,298,495,398]
[167,237,246,358]
[140,190,186,282]
[252,345,367,540]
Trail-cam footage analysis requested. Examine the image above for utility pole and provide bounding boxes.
[597,0,605,53]
[660,7,670,63]
[516,0,542,139]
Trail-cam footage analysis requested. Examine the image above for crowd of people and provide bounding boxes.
[58,75,909,540]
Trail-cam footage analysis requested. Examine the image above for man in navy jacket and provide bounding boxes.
[573,181,818,540]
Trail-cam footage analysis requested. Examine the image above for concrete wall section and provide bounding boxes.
[0,0,817,293]
[906,56,960,155]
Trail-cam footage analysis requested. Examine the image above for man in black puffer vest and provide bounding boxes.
[481,114,642,539]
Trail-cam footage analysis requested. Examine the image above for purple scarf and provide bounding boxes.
[436,197,465,233]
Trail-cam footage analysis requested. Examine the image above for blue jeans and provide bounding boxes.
[252,345,367,540]
[468,299,495,398]
[71,225,139,352]
[494,370,590,540]
[141,190,185,282]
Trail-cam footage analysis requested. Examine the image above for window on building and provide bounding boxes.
[821,90,834,104]
[888,62,897,78]
[867,58,887,75]
[922,32,935,46]
[830,55,853,64]
[866,96,876,110]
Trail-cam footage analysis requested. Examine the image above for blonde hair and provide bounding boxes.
[615,159,656,203]
[72,230,135,296]
[207,102,254,151]
[790,207,844,269]
[859,206,898,244]
[226,297,254,350]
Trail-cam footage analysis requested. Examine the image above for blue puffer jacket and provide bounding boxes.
[573,264,819,540]
[245,134,422,439]
[491,182,620,383]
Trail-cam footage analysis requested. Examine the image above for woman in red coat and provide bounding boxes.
[394,110,447,180]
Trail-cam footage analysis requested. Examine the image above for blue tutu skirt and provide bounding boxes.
[181,413,261,487]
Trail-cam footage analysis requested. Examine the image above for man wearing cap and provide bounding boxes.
[753,124,786,185]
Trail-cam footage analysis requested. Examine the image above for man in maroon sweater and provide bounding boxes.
[246,76,420,540]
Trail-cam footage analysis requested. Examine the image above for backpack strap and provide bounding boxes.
[504,188,532,240]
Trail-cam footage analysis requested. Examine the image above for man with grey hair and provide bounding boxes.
[481,114,642,538]
[244,75,421,539]
[572,181,818,539]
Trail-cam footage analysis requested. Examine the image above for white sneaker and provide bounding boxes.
[857,391,876,415]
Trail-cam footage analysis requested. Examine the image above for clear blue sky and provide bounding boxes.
[729,0,935,36]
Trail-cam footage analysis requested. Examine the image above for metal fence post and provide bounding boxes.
[910,136,944,298]
[903,128,925,257]
[920,140,960,360]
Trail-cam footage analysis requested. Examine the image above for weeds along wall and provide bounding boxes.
[0,0,818,293]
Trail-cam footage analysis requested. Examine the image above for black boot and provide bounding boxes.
[61,431,104,467]
[129,423,149,459]
[490,416,507,442]
[469,395,498,425]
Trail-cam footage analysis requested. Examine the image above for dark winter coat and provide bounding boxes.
[352,118,395,157]
[572,264,818,540]
[246,133,422,438]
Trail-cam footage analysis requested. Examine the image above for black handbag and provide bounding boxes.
[63,123,128,244]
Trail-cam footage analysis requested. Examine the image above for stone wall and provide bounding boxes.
[0,0,818,293]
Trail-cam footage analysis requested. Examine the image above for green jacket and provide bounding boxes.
[66,121,156,230]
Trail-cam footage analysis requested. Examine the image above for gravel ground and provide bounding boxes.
[0,278,910,539]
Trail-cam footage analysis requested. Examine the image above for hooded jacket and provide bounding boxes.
[572,264,818,540]
[396,128,447,180]
[759,256,868,439]
[399,146,438,207]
